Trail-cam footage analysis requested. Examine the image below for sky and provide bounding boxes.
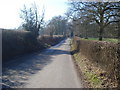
[0,0,68,29]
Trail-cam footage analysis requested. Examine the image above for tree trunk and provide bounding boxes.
[118,22,120,40]
[85,28,88,39]
[99,26,104,41]
[50,32,53,38]
[71,31,74,38]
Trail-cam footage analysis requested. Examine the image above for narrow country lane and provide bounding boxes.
[2,38,83,88]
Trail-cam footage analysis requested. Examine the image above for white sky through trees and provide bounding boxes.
[0,0,68,29]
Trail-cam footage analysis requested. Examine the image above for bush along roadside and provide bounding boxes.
[71,37,119,88]
[2,30,64,62]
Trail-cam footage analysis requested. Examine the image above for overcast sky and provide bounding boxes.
[0,0,68,29]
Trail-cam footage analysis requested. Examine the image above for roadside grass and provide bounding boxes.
[103,38,119,42]
[44,43,51,48]
[70,42,117,88]
[81,38,119,42]
[84,72,101,87]
[73,52,102,88]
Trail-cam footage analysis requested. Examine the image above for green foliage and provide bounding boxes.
[103,38,119,42]
[85,72,101,87]
[82,38,119,42]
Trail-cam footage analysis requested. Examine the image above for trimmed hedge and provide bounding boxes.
[2,30,64,62]
[72,37,120,88]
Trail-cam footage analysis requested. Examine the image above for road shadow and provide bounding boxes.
[2,43,70,88]
[2,52,53,88]
[43,49,70,55]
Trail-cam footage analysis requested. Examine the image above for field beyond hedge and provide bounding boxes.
[71,37,120,88]
[2,29,64,62]
[81,38,119,42]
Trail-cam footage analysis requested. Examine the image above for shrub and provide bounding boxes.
[2,30,64,62]
[2,30,37,61]
[72,37,120,87]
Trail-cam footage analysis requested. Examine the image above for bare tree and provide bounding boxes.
[44,16,68,37]
[20,3,45,38]
[68,1,120,40]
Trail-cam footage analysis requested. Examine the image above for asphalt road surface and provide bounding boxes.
[2,38,83,88]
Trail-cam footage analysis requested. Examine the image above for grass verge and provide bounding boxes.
[71,41,117,88]
[81,38,119,42]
